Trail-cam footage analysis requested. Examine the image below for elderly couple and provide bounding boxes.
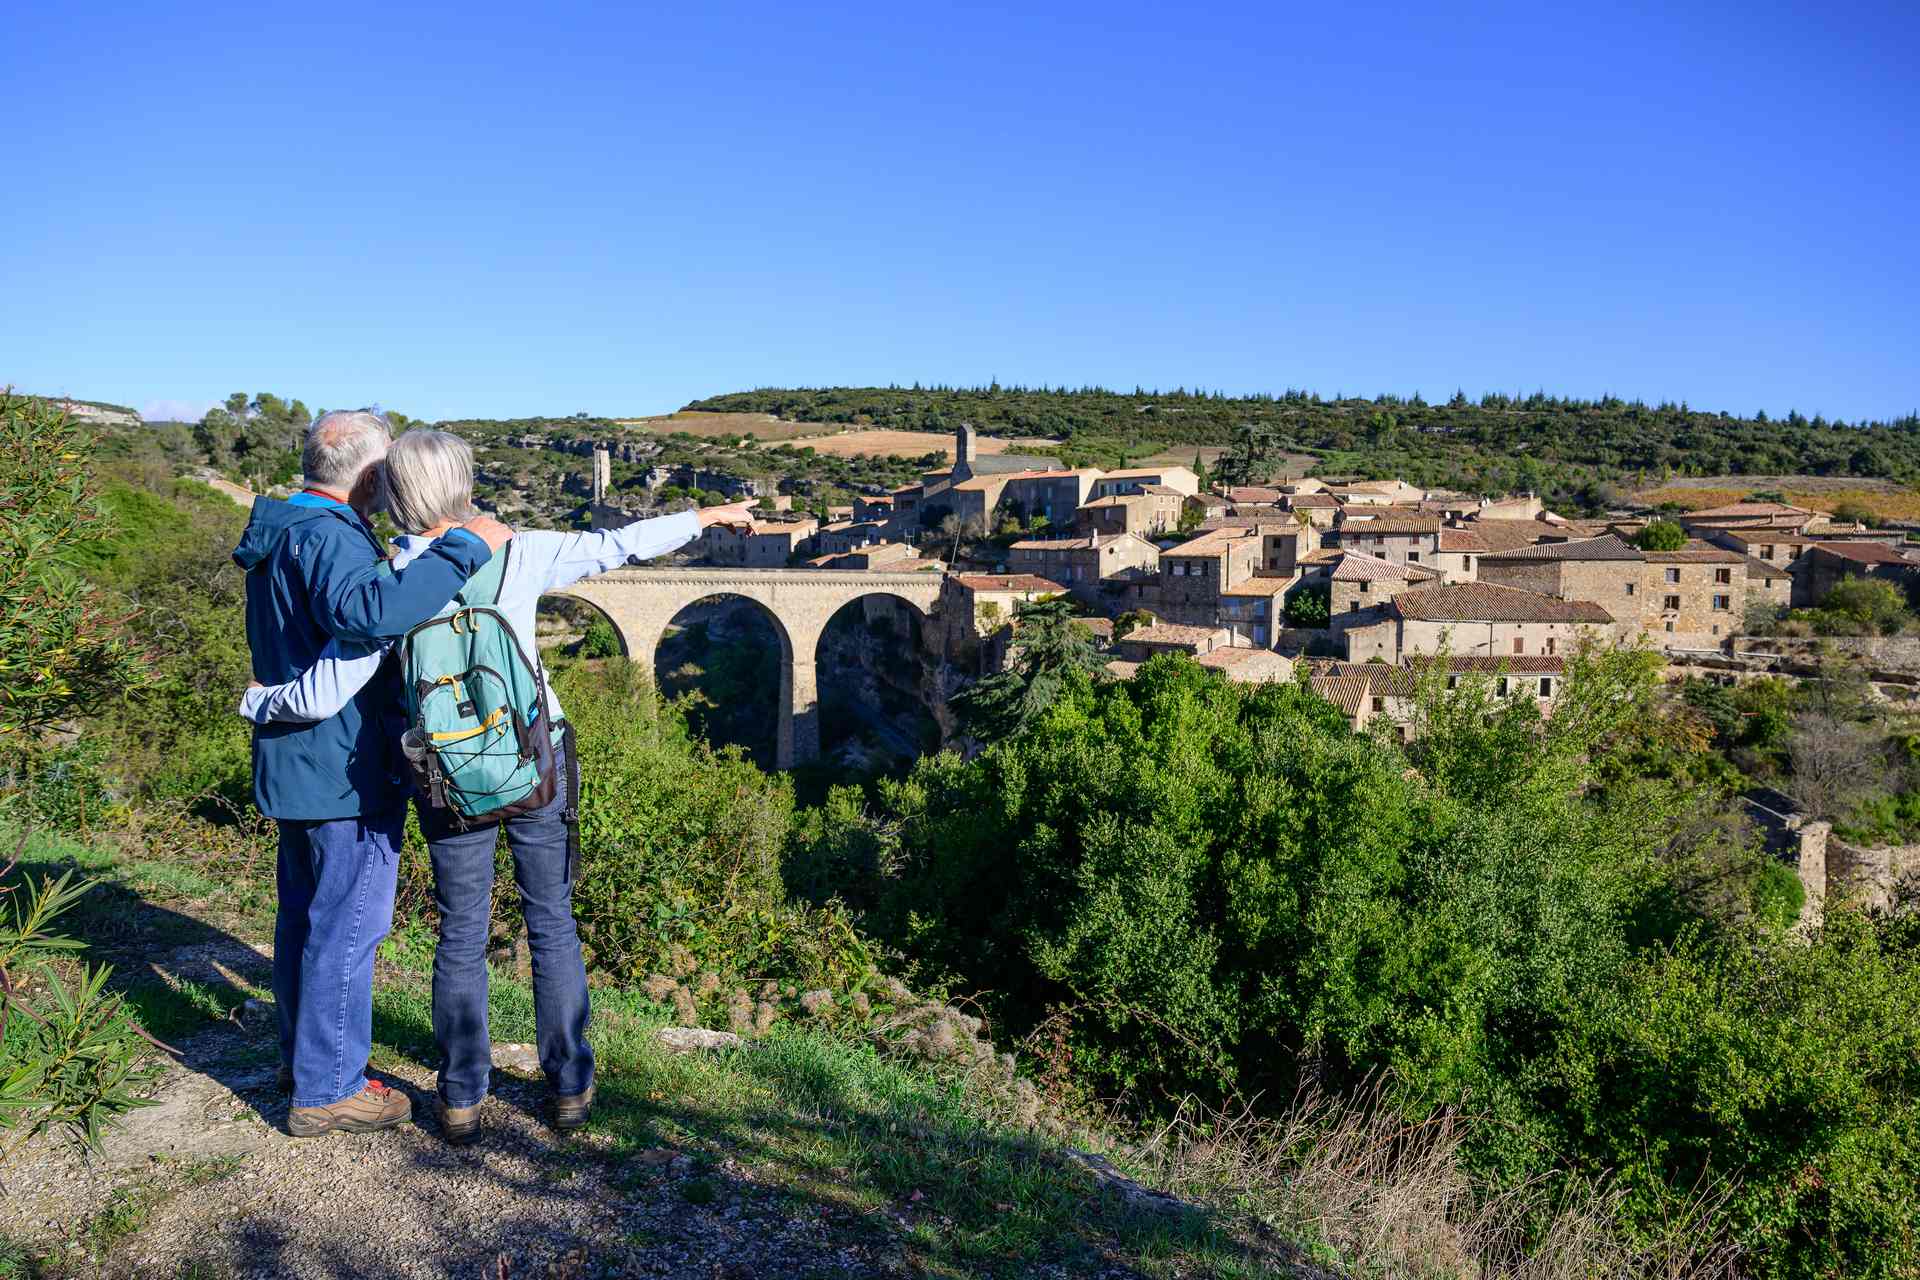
[233,410,751,1141]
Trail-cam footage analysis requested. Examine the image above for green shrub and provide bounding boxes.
[581,619,622,658]
[1633,519,1688,551]
[1283,585,1330,628]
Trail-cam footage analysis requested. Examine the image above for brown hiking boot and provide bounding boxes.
[437,1096,482,1146]
[288,1080,412,1137]
[553,1084,595,1131]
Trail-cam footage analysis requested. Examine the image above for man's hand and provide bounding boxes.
[697,501,758,531]
[460,514,515,553]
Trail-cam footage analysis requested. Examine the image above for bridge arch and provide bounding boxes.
[547,569,945,768]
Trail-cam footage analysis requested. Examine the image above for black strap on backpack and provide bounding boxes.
[560,720,581,885]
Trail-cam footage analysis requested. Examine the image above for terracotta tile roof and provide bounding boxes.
[1480,534,1643,562]
[1438,529,1490,552]
[1310,672,1375,715]
[1807,540,1913,565]
[1138,484,1185,496]
[1164,528,1261,555]
[1125,622,1227,648]
[1456,519,1556,551]
[954,574,1066,593]
[1337,512,1444,534]
[1007,534,1133,551]
[1104,466,1192,479]
[1642,541,1748,564]
[1105,659,1143,680]
[1704,527,1811,548]
[1285,493,1341,508]
[1224,486,1284,502]
[1432,655,1567,675]
[1221,576,1295,597]
[1080,494,1150,509]
[1194,648,1292,681]
[1394,583,1614,624]
[1743,556,1792,581]
[1299,548,1342,565]
[1329,551,1408,582]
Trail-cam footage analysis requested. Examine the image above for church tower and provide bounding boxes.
[954,422,978,478]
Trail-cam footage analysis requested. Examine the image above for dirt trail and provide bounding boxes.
[0,938,928,1279]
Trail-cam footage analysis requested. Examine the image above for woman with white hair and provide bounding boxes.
[242,428,753,1143]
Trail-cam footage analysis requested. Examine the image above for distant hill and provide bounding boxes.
[687,385,1920,505]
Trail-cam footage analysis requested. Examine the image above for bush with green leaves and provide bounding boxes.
[0,836,160,1155]
[1814,576,1910,637]
[1633,518,1688,551]
[791,647,1920,1276]
[1283,584,1330,628]
[580,618,622,658]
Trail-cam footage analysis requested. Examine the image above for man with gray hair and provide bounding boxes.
[232,408,513,1136]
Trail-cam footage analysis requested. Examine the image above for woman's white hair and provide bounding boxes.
[384,429,477,534]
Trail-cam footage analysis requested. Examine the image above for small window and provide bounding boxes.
[1540,676,1553,696]
[1496,677,1509,696]
[1625,582,1636,596]
[1664,594,1681,611]
[1665,568,1681,584]
[1407,551,1421,562]
[1371,697,1385,714]
[1545,637,1556,655]
[1761,545,1775,560]
[1715,568,1732,584]
[1465,555,1475,570]
[1359,581,1370,594]
[1513,637,1525,654]
[1713,594,1730,610]
[1712,625,1720,635]
[1665,621,1675,633]
[1447,675,1460,690]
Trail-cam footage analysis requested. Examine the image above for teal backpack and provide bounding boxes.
[397,544,558,826]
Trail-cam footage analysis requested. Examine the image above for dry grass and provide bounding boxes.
[611,410,823,441]
[1640,483,1920,521]
[611,413,1064,461]
[1126,1082,1738,1280]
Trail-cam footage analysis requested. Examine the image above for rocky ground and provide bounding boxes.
[0,932,1160,1280]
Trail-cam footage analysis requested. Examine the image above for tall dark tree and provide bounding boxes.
[952,597,1106,743]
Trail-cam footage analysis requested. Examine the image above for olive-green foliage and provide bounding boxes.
[0,836,161,1154]
[581,618,622,658]
[555,661,875,995]
[0,396,152,738]
[1815,576,1910,636]
[688,385,1920,496]
[70,471,254,806]
[950,598,1107,742]
[1633,518,1688,551]
[793,649,1920,1277]
[1283,584,1330,628]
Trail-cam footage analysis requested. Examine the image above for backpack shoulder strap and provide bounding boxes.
[452,539,512,608]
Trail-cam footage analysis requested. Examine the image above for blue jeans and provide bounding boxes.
[274,808,403,1109]
[418,729,592,1108]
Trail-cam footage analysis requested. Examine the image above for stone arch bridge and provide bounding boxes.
[548,568,946,768]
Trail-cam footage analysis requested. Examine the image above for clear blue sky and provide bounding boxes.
[5,0,1915,424]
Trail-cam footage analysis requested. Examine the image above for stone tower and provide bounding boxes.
[591,447,611,504]
[954,423,977,476]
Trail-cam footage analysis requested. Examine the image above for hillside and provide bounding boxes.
[686,385,1920,503]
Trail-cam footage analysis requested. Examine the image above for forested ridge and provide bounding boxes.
[689,384,1920,495]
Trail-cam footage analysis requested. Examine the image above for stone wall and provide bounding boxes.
[1826,837,1920,912]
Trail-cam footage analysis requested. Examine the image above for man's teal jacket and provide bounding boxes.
[232,493,491,820]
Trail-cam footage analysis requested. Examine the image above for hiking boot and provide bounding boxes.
[553,1084,595,1131]
[288,1080,412,1137]
[437,1097,483,1146]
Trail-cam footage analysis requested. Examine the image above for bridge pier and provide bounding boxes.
[546,568,943,773]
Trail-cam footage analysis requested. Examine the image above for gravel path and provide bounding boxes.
[0,938,1152,1279]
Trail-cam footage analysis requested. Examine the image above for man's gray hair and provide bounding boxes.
[302,409,393,489]
[384,429,477,534]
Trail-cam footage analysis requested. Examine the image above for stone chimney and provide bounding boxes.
[591,447,611,504]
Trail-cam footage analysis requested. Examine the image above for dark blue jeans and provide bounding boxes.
[418,729,592,1108]
[274,808,403,1109]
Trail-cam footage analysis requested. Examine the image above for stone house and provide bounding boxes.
[1076,488,1186,538]
[1743,556,1793,610]
[1115,622,1232,661]
[1089,466,1200,498]
[1677,501,1819,534]
[1307,663,1420,737]
[1155,527,1268,626]
[1331,511,1443,568]
[695,517,819,567]
[940,574,1068,674]
[1192,647,1295,683]
[1005,532,1160,607]
[1431,528,1490,583]
[809,541,920,570]
[1217,576,1291,648]
[1342,583,1615,663]
[1475,535,1645,625]
[1790,541,1916,608]
[852,493,895,522]
[812,520,891,554]
[1640,544,1748,647]
[1283,492,1341,527]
